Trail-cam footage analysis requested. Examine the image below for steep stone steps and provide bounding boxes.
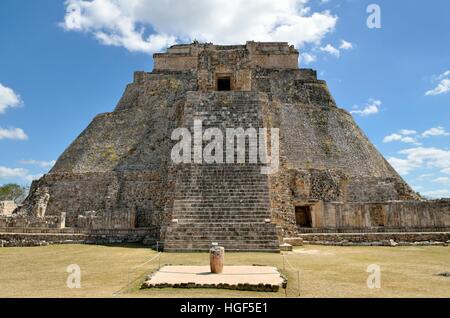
[164,92,279,252]
[164,222,280,252]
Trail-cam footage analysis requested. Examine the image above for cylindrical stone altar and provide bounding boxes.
[210,246,225,274]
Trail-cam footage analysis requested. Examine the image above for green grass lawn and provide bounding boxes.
[0,244,448,298]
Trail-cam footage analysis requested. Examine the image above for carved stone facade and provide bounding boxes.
[0,201,17,216]
[31,187,50,218]
[153,41,298,93]
[3,41,448,250]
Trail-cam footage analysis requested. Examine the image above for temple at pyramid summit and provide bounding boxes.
[1,41,449,250]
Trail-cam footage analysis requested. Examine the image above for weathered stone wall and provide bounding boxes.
[77,208,137,230]
[298,232,450,244]
[15,42,449,247]
[0,228,157,247]
[197,48,253,91]
[249,42,299,69]
[260,84,408,180]
[154,54,198,71]
[0,213,65,229]
[154,41,299,72]
[313,200,450,229]
[163,91,279,252]
[0,201,17,215]
[19,71,198,231]
[25,171,172,228]
[154,42,298,92]
[254,68,421,236]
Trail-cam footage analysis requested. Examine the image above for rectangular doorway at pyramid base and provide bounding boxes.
[216,75,232,91]
[295,205,313,228]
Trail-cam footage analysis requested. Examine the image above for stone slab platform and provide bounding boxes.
[141,266,285,292]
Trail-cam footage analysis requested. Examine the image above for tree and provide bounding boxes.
[0,184,28,203]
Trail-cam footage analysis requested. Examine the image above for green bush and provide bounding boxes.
[0,184,28,203]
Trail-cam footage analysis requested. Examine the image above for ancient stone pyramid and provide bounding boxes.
[19,41,449,251]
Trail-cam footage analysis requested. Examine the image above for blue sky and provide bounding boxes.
[0,0,449,198]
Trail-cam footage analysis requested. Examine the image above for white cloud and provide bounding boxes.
[387,157,420,176]
[436,70,450,79]
[421,126,450,138]
[400,137,419,144]
[399,147,450,171]
[387,146,450,177]
[23,174,44,183]
[383,126,449,145]
[383,133,420,145]
[0,127,28,141]
[0,166,29,179]
[422,189,450,199]
[301,52,317,64]
[383,129,421,144]
[0,83,22,114]
[62,0,338,54]
[339,39,353,50]
[19,160,56,169]
[383,134,402,143]
[0,166,44,184]
[425,70,450,96]
[399,129,417,136]
[416,173,434,180]
[320,44,340,57]
[432,177,450,185]
[318,40,352,59]
[350,99,381,117]
[425,79,450,96]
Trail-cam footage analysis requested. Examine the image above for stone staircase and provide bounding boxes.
[164,92,280,252]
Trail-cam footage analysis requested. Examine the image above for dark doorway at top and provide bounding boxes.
[295,206,312,228]
[217,77,231,91]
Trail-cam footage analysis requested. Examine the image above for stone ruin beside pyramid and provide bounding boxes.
[1,41,449,250]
